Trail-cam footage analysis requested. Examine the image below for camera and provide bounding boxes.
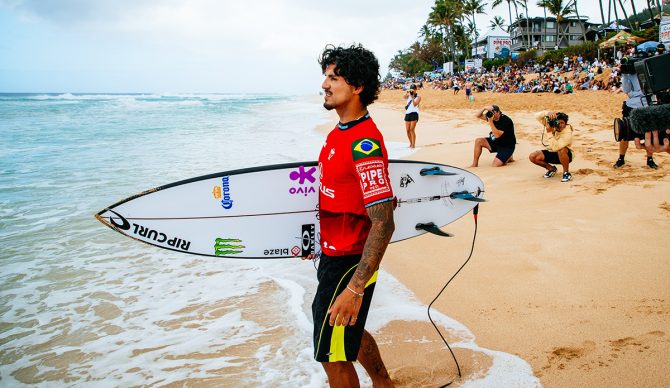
[614,103,670,141]
[612,53,670,141]
[619,54,646,75]
[485,110,494,118]
[546,117,560,128]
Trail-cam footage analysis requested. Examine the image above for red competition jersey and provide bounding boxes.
[318,115,394,256]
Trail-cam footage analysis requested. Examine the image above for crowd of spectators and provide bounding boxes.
[382,51,643,95]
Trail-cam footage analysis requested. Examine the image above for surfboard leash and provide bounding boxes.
[427,204,479,387]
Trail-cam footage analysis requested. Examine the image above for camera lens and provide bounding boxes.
[486,111,493,118]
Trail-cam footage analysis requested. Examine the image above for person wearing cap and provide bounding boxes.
[403,84,421,148]
[656,43,665,56]
[529,111,574,182]
[470,104,516,167]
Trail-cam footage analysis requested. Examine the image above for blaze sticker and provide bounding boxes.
[214,238,244,256]
[352,138,382,161]
[355,160,391,200]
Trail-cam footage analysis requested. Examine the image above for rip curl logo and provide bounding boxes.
[214,238,245,256]
[289,166,317,197]
[352,138,382,161]
[108,209,130,230]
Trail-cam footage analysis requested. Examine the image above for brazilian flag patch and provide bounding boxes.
[351,138,383,161]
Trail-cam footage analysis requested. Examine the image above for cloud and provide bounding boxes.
[0,0,434,92]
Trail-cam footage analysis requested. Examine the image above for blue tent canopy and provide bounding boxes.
[637,41,660,52]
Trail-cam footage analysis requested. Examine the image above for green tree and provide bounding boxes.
[572,0,588,42]
[492,0,520,32]
[428,0,464,65]
[490,15,506,30]
[617,0,632,29]
[598,0,607,25]
[463,0,486,57]
[537,0,574,50]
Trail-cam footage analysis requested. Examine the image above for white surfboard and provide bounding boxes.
[96,160,485,258]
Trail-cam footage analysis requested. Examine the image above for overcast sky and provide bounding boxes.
[0,0,652,93]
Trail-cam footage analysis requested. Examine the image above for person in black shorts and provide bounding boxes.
[529,111,574,182]
[403,84,421,148]
[470,104,516,167]
[305,44,395,387]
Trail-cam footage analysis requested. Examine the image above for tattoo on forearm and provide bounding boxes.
[351,201,395,290]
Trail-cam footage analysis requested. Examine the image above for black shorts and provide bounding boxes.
[542,149,573,164]
[485,137,514,163]
[312,253,377,362]
[404,112,419,122]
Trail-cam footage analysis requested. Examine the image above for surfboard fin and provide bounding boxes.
[416,222,453,237]
[450,191,487,202]
[420,166,457,176]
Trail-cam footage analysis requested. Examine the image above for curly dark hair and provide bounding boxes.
[318,44,380,107]
[556,112,569,123]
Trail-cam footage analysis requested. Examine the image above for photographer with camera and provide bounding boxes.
[529,111,574,182]
[404,84,421,148]
[613,55,659,169]
[470,105,516,167]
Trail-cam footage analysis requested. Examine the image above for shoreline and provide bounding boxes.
[318,89,670,386]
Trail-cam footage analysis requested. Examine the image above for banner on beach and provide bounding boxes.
[489,37,511,59]
[660,16,670,49]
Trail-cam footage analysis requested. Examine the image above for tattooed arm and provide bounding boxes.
[327,200,395,326]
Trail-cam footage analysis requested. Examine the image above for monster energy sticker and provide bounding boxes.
[214,238,245,256]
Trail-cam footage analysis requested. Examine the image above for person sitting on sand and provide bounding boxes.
[470,105,516,167]
[529,111,574,182]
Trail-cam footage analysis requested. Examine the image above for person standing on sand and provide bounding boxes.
[304,43,395,388]
[470,104,516,167]
[465,79,473,100]
[404,84,421,148]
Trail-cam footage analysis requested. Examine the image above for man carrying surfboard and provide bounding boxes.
[307,44,396,387]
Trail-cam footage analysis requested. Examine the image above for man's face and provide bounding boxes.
[492,110,501,121]
[321,64,357,111]
[556,120,567,130]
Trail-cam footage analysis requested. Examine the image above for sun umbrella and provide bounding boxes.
[599,31,644,48]
[637,41,660,52]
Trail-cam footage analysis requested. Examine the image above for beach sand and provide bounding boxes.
[323,89,670,386]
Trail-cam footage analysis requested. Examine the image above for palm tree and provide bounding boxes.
[612,0,621,28]
[645,0,655,23]
[492,0,519,32]
[598,0,607,26]
[542,2,548,50]
[428,0,464,65]
[571,0,588,42]
[537,0,573,49]
[617,0,632,29]
[463,0,486,57]
[518,0,533,50]
[626,0,641,29]
[490,15,507,29]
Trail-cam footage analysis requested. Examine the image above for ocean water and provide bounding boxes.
[0,93,540,387]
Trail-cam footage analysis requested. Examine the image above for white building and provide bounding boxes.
[471,26,512,59]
